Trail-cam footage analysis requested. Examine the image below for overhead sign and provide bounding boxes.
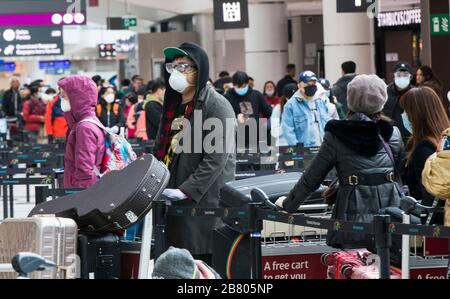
[0,61,16,72]
[0,0,87,27]
[213,0,249,30]
[107,17,127,30]
[336,0,377,13]
[98,44,117,58]
[39,60,71,70]
[0,26,64,57]
[377,9,421,27]
[431,14,450,35]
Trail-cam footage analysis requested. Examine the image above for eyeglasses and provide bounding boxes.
[166,63,196,74]
[395,71,411,78]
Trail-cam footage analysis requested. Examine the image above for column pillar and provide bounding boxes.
[322,0,375,84]
[245,2,288,91]
[193,13,216,78]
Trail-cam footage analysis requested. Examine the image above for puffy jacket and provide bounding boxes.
[22,96,46,132]
[282,113,404,249]
[45,96,68,138]
[281,89,330,147]
[59,76,105,189]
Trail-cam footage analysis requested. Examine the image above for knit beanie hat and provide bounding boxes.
[152,247,221,279]
[347,74,388,115]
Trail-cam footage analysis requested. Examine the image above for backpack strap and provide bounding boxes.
[78,117,112,135]
[113,103,120,116]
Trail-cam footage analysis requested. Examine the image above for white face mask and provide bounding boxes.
[61,99,71,112]
[41,94,54,104]
[169,69,191,94]
[104,94,115,104]
[395,76,411,90]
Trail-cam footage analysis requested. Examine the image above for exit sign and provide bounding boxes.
[122,17,137,28]
[337,0,376,13]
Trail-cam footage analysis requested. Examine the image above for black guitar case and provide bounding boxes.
[29,155,170,233]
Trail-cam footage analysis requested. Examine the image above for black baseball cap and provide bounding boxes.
[394,62,412,74]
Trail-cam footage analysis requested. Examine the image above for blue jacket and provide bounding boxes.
[281,91,330,147]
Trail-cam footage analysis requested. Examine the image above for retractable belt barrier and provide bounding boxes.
[152,200,450,280]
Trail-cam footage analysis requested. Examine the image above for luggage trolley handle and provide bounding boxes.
[400,196,445,215]
[250,188,279,211]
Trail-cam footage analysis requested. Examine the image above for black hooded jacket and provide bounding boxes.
[155,42,236,255]
[283,113,405,249]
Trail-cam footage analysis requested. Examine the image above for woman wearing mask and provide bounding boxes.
[96,86,125,134]
[400,87,450,219]
[22,84,46,142]
[58,76,105,189]
[44,88,68,141]
[415,66,449,118]
[276,75,404,253]
[263,81,280,107]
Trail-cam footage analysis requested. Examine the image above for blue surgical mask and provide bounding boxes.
[402,112,412,134]
[235,86,249,96]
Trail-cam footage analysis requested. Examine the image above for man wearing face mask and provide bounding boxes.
[383,62,414,143]
[44,88,68,142]
[281,71,330,147]
[155,42,236,264]
[225,71,273,148]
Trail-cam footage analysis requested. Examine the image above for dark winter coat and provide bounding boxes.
[155,42,236,255]
[276,75,297,97]
[145,99,163,140]
[331,73,357,113]
[383,82,413,142]
[282,113,404,249]
[2,88,22,117]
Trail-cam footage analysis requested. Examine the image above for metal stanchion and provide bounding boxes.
[153,200,167,261]
[248,203,263,280]
[2,184,7,219]
[401,213,410,279]
[374,215,392,279]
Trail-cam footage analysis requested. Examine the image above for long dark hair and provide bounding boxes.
[263,81,277,97]
[400,87,450,163]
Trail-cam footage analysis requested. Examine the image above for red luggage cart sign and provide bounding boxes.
[410,267,448,279]
[262,254,328,279]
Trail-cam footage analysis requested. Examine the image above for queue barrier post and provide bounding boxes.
[374,215,392,279]
[152,199,167,261]
[248,202,263,280]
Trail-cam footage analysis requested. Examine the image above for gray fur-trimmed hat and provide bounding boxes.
[347,74,388,115]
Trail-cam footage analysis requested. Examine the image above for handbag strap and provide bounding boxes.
[378,134,404,187]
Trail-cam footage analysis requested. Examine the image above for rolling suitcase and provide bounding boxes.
[77,233,121,279]
[29,154,170,233]
[0,215,78,279]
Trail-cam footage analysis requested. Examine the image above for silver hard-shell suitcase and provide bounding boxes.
[0,215,78,279]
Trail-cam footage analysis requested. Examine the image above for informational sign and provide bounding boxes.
[377,9,421,27]
[0,26,64,57]
[410,267,448,279]
[0,61,16,72]
[107,17,127,30]
[98,44,117,58]
[262,254,329,279]
[386,53,399,62]
[39,60,71,70]
[213,0,249,30]
[122,17,137,28]
[431,14,450,35]
[0,0,87,27]
[336,0,376,13]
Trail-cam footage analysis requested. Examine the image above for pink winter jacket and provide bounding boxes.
[58,76,106,189]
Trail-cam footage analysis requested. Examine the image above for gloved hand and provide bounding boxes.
[275,196,287,209]
[111,126,119,134]
[162,189,188,204]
